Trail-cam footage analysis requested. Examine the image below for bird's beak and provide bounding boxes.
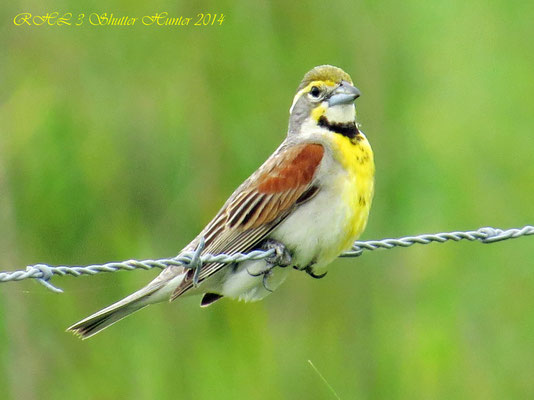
[328,81,361,107]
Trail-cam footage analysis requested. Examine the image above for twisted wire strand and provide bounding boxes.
[1,225,532,293]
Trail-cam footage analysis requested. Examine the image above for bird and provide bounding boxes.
[68,65,375,339]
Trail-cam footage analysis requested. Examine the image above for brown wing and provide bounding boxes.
[170,142,324,299]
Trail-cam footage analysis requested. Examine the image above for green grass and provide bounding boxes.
[1,0,534,399]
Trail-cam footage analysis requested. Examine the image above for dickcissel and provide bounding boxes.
[69,65,375,339]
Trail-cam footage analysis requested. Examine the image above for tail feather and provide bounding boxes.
[67,284,161,339]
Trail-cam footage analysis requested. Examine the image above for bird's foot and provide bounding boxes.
[245,240,292,292]
[261,239,292,268]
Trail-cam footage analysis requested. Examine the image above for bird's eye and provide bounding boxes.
[309,86,321,98]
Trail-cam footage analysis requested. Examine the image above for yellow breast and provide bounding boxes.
[330,132,375,255]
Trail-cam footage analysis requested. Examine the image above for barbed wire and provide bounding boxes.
[0,225,532,294]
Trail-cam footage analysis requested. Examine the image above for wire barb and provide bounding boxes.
[0,225,532,293]
[191,237,205,287]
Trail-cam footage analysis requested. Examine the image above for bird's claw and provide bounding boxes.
[306,269,328,279]
[246,265,274,292]
[293,264,328,279]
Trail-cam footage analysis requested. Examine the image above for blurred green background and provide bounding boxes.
[1,0,533,399]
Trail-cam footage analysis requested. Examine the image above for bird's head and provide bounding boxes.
[288,65,361,141]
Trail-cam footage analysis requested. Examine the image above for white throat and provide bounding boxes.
[324,103,356,124]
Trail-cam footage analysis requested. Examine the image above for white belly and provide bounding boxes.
[270,175,353,271]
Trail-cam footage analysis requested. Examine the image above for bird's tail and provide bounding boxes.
[67,283,164,340]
